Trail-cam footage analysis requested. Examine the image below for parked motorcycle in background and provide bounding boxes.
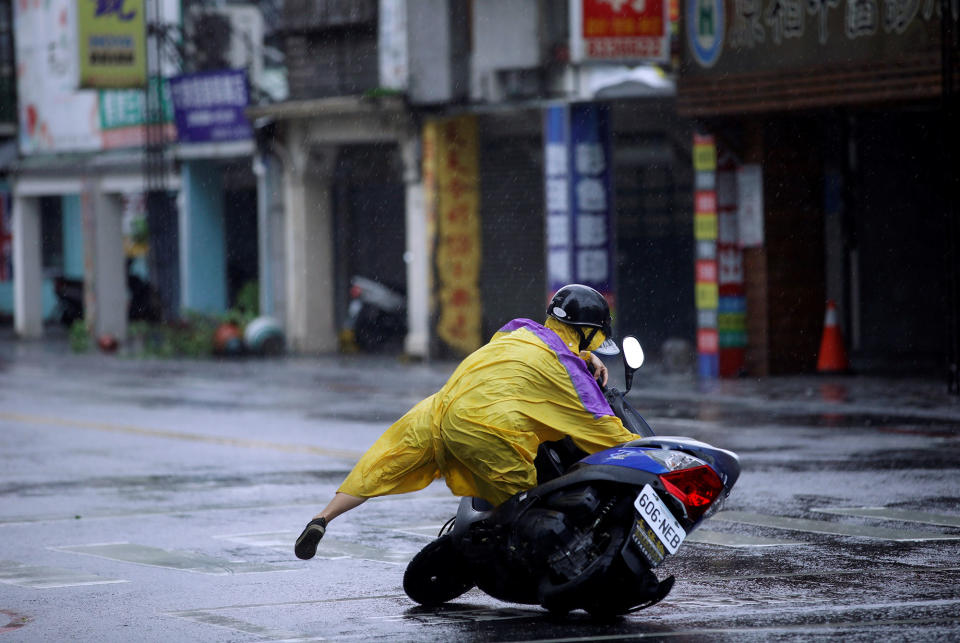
[403,336,741,618]
[342,276,407,352]
[53,267,162,326]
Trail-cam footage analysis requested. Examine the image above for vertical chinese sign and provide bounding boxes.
[544,103,615,310]
[716,151,746,376]
[693,133,718,378]
[77,0,148,89]
[427,116,483,356]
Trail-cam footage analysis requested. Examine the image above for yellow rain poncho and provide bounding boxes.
[338,318,644,506]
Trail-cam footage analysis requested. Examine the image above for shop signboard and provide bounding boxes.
[571,0,671,63]
[77,0,148,88]
[97,79,176,149]
[378,0,409,90]
[169,70,253,143]
[544,103,615,311]
[682,0,942,76]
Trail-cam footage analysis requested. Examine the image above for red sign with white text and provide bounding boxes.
[575,0,669,63]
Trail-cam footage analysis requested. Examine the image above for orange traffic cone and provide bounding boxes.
[816,300,849,373]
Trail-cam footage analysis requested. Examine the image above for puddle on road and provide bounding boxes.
[713,511,960,541]
[813,507,960,528]
[0,559,127,588]
[687,529,801,547]
[214,531,416,565]
[54,543,297,575]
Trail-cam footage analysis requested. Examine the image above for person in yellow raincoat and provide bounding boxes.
[295,284,644,560]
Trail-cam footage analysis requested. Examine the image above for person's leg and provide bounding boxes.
[295,395,441,560]
[314,492,366,522]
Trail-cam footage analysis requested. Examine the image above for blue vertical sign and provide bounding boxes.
[544,103,614,305]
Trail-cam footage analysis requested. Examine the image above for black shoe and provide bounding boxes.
[295,517,327,560]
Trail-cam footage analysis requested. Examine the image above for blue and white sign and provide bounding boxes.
[169,69,252,143]
[686,0,725,68]
[543,103,614,300]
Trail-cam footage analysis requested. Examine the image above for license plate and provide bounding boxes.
[634,484,686,555]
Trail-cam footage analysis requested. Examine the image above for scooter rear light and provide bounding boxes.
[659,465,724,521]
[349,285,363,299]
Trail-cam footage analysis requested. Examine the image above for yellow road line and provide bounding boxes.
[0,412,363,460]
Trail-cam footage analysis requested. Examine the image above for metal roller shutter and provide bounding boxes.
[478,135,546,339]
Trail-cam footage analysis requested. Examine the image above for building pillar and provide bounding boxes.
[401,134,430,358]
[254,151,287,321]
[179,161,227,313]
[89,189,127,341]
[12,194,43,338]
[282,126,336,353]
[254,153,274,316]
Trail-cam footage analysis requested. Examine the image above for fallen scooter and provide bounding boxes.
[403,336,740,618]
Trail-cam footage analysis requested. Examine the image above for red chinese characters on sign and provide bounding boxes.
[697,328,719,353]
[580,0,669,62]
[695,259,717,283]
[431,115,483,355]
[695,190,717,214]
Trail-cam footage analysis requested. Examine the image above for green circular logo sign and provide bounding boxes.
[687,0,725,68]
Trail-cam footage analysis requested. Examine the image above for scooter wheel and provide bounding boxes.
[403,535,475,606]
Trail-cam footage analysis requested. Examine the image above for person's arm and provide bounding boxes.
[579,350,608,386]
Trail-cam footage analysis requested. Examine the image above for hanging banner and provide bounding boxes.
[77,0,147,88]
[429,116,483,355]
[544,103,615,312]
[571,0,670,63]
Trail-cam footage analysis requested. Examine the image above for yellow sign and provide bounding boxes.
[693,145,716,172]
[695,282,719,309]
[77,0,147,88]
[426,116,483,355]
[694,213,717,240]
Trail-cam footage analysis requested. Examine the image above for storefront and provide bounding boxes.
[678,0,958,376]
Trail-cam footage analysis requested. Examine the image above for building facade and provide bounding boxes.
[9,1,263,342]
[252,0,694,360]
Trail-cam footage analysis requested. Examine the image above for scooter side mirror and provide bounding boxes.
[621,336,644,393]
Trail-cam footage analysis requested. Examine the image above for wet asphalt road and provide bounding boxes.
[1,339,959,641]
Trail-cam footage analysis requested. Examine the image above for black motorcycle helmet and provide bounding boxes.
[547,284,619,354]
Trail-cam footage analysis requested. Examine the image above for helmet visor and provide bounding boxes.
[594,336,620,355]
